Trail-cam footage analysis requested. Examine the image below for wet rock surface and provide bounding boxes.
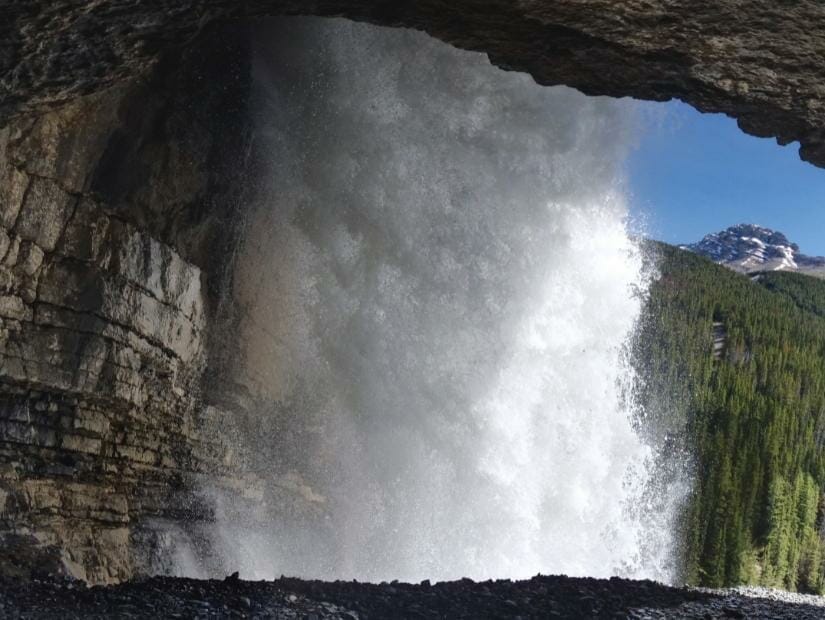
[4,2,825,168]
[0,26,279,584]
[0,574,824,619]
[0,18,337,585]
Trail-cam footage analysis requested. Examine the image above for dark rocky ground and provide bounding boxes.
[1,573,824,619]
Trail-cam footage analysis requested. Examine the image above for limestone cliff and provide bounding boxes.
[0,25,260,583]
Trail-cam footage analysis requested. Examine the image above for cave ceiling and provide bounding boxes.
[3,1,825,168]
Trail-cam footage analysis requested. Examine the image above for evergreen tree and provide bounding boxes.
[634,243,825,592]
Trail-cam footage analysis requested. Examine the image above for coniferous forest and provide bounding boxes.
[635,243,825,592]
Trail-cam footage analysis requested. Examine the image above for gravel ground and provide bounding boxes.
[708,585,825,608]
[1,573,824,619]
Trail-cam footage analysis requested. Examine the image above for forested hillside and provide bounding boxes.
[635,243,825,592]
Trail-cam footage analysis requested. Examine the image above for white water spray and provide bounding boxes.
[208,17,681,584]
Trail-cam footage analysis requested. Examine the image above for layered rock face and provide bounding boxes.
[4,2,825,168]
[0,27,264,584]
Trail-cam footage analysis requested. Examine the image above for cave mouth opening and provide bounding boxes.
[181,16,689,586]
[4,9,825,593]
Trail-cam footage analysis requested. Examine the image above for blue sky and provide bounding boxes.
[627,100,825,256]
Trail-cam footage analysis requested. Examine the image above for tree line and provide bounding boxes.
[634,243,825,592]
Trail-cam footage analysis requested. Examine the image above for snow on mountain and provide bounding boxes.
[680,224,825,277]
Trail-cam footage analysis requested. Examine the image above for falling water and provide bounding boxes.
[206,17,682,584]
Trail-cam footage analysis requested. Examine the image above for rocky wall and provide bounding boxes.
[4,2,825,168]
[0,26,265,584]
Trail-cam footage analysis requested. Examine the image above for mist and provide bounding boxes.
[202,17,683,584]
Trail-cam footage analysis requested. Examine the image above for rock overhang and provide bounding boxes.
[3,1,825,168]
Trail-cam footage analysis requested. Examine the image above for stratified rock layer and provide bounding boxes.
[3,1,825,167]
[0,20,335,583]
[0,25,262,584]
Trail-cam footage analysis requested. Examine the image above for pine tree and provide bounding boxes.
[633,242,825,592]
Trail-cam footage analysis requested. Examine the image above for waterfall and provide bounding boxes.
[206,17,682,584]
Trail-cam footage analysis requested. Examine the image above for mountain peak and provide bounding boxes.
[681,225,825,276]
[723,224,798,251]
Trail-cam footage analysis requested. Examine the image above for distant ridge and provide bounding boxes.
[680,224,825,277]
